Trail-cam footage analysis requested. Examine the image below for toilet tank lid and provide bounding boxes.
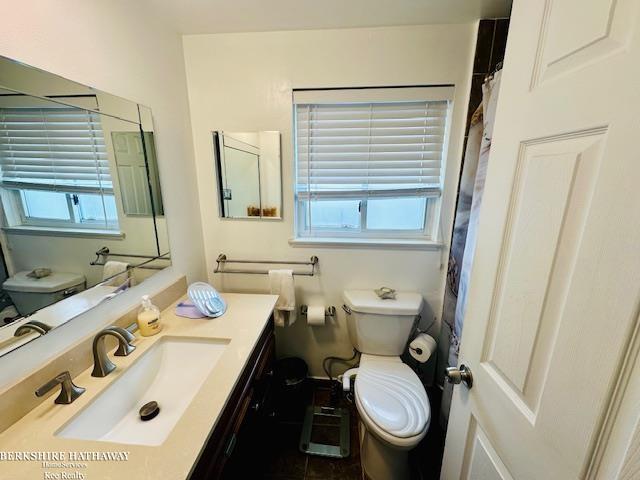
[3,271,85,293]
[343,290,423,315]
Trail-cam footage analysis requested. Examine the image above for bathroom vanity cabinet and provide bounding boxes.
[190,317,275,479]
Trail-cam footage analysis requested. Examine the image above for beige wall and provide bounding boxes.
[183,24,477,377]
[0,0,205,388]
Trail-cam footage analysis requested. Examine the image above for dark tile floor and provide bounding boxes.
[263,382,363,480]
[236,379,446,480]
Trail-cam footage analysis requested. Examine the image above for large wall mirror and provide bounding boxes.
[213,131,282,219]
[0,55,170,357]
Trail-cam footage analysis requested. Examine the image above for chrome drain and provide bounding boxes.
[139,401,160,421]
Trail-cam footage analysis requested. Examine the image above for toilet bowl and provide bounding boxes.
[355,354,430,480]
[342,290,429,480]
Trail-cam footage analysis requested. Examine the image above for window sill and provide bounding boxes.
[2,226,125,239]
[288,237,444,250]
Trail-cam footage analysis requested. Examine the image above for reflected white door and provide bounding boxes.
[442,1,640,479]
[112,131,152,215]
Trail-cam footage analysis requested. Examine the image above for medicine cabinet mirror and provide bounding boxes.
[213,131,282,219]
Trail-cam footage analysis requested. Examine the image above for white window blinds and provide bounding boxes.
[294,88,451,200]
[0,108,112,193]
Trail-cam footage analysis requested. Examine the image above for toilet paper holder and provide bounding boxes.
[300,305,336,320]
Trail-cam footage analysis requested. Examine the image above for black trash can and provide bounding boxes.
[273,357,311,421]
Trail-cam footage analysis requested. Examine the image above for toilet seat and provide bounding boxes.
[354,354,430,449]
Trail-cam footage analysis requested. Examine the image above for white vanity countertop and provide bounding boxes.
[0,292,277,479]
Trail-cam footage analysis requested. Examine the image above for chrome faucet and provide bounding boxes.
[35,371,85,404]
[91,326,136,377]
[14,320,52,337]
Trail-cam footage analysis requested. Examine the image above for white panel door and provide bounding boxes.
[442,1,640,479]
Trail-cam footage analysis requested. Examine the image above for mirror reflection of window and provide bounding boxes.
[0,106,119,231]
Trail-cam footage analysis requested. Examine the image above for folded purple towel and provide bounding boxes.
[175,301,207,319]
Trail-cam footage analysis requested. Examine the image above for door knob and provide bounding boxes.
[445,364,473,388]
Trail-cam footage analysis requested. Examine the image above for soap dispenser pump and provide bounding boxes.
[137,295,162,336]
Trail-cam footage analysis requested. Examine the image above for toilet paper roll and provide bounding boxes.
[409,333,437,363]
[306,305,326,326]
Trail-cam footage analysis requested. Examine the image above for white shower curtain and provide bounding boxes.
[454,71,501,342]
[441,71,502,425]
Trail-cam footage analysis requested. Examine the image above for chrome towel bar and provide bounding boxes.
[90,247,171,270]
[214,253,319,276]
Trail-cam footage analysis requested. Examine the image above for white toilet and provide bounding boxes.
[342,290,429,480]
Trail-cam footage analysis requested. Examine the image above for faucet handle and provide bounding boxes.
[35,371,85,405]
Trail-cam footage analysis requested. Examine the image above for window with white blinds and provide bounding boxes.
[293,87,452,240]
[0,107,112,193]
[295,101,447,198]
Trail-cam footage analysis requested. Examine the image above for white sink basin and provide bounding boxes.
[56,336,229,446]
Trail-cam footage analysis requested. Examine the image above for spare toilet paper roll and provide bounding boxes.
[307,305,326,326]
[409,333,437,363]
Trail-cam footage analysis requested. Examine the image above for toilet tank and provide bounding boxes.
[3,271,86,316]
[343,290,423,356]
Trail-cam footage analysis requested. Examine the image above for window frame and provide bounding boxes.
[10,189,119,231]
[292,86,452,243]
[295,193,440,240]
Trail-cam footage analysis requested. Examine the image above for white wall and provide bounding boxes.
[3,221,169,287]
[183,24,476,377]
[0,0,206,388]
